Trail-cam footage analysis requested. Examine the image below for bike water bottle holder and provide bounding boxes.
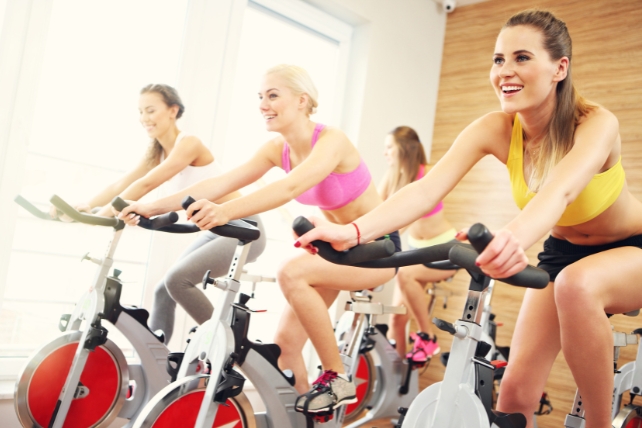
[84,320,109,351]
[166,352,185,382]
[214,368,246,403]
[58,314,71,332]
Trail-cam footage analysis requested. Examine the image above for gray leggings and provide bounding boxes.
[149,215,266,343]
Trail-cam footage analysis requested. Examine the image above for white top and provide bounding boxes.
[161,131,222,195]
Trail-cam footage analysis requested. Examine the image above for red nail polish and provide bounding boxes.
[475,262,480,267]
[294,241,301,248]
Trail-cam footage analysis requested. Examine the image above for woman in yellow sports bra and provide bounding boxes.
[295,9,642,428]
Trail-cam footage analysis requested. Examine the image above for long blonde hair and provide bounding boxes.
[141,84,185,166]
[265,64,319,116]
[380,126,428,201]
[503,10,596,191]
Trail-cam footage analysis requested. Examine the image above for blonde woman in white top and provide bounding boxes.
[60,84,266,343]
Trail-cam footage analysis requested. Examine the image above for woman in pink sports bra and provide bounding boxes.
[380,126,458,363]
[119,64,401,414]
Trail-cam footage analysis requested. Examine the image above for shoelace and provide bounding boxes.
[312,370,338,390]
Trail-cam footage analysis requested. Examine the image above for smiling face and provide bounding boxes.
[258,73,308,133]
[490,25,568,115]
[383,134,399,166]
[138,91,178,138]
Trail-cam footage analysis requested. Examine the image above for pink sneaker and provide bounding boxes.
[406,332,440,362]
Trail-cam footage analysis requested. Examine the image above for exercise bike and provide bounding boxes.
[564,318,642,428]
[13,195,178,428]
[293,219,550,428]
[127,196,396,428]
[335,263,462,427]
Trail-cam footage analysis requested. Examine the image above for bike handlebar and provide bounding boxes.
[292,216,397,265]
[110,196,261,242]
[179,196,261,242]
[14,195,62,221]
[291,217,550,289]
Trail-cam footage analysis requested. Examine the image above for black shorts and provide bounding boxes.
[537,234,642,282]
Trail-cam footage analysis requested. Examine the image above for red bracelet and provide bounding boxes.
[351,222,361,245]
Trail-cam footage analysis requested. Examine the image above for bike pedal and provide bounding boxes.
[312,412,334,423]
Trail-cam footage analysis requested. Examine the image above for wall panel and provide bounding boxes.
[420,1,642,427]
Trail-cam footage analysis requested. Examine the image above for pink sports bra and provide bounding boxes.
[281,123,372,211]
[416,164,444,218]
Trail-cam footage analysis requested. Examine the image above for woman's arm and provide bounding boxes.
[119,139,277,220]
[296,113,502,250]
[94,136,207,216]
[186,128,353,229]
[478,108,620,277]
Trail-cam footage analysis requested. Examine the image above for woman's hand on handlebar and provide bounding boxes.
[185,199,230,230]
[116,201,153,226]
[49,202,91,222]
[294,216,359,253]
[459,227,529,279]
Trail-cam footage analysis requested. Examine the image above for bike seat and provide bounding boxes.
[121,306,165,343]
[490,409,527,428]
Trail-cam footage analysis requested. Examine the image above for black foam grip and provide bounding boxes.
[467,223,494,254]
[181,195,196,211]
[182,195,260,241]
[111,196,179,230]
[448,245,549,289]
[292,216,395,265]
[111,196,129,212]
[51,195,120,227]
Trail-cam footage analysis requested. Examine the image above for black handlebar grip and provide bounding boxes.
[292,216,395,265]
[181,195,260,241]
[50,195,120,227]
[448,245,549,289]
[110,196,178,230]
[111,196,129,212]
[467,223,493,254]
[181,196,196,211]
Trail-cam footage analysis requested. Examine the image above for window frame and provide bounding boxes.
[0,0,355,381]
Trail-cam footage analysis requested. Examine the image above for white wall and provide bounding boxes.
[306,0,447,177]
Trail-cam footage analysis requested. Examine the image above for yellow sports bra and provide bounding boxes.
[506,115,625,227]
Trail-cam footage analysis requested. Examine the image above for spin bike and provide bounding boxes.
[130,197,396,428]
[295,219,550,428]
[564,317,642,428]
[335,261,462,427]
[13,195,177,428]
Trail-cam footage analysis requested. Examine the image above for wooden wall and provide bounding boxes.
[418,1,642,427]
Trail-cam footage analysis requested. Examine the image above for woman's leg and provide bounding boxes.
[275,251,394,398]
[389,284,410,359]
[553,247,642,428]
[154,215,267,342]
[396,264,456,335]
[395,264,457,360]
[274,286,340,394]
[149,279,176,344]
[496,282,561,428]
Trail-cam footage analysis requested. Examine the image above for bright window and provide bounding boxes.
[0,0,189,362]
[220,0,351,343]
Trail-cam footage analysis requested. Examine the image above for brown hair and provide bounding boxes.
[380,126,428,201]
[503,9,596,191]
[141,84,186,166]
